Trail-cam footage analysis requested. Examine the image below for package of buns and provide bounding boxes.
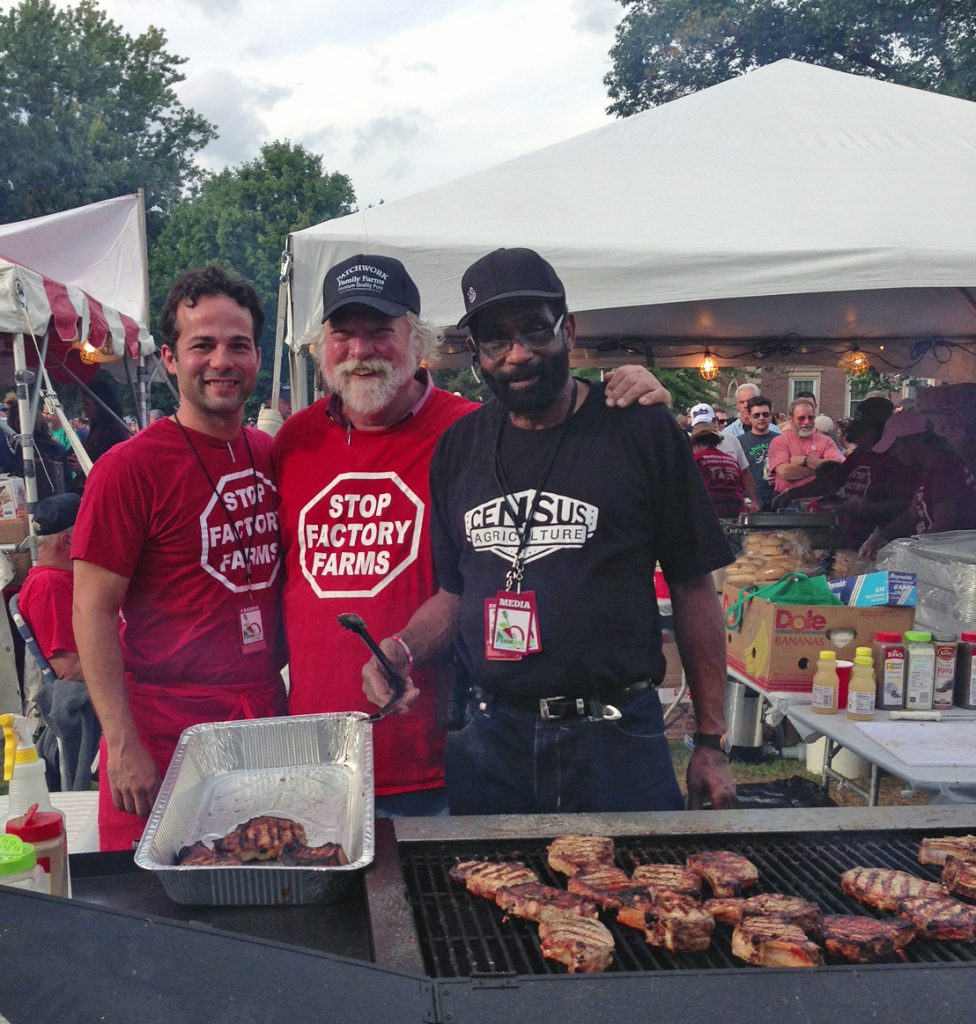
[725,531,826,588]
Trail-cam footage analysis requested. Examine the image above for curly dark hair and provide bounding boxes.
[161,266,264,349]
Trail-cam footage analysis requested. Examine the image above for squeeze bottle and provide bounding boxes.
[811,650,839,715]
[847,648,877,721]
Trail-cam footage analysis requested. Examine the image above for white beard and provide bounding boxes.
[325,356,416,415]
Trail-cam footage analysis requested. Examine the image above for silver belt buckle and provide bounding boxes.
[539,696,585,720]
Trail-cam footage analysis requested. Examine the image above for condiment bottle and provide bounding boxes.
[873,631,906,709]
[904,630,935,710]
[0,834,46,893]
[847,648,876,721]
[6,802,70,898]
[811,650,839,715]
[956,631,976,710]
[932,633,958,710]
[1,714,64,822]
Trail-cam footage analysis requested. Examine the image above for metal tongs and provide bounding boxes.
[337,613,407,721]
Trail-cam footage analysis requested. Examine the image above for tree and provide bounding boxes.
[605,1,976,116]
[150,140,356,413]
[0,0,215,237]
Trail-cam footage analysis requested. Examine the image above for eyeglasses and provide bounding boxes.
[473,314,564,360]
[794,415,815,423]
[715,417,729,425]
[750,411,771,418]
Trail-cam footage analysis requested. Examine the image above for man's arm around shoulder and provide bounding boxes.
[73,559,160,817]
[669,573,737,810]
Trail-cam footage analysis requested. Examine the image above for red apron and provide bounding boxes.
[98,675,287,852]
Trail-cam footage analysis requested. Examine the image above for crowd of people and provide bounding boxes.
[7,249,975,851]
[683,382,976,556]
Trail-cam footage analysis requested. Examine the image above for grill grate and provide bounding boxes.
[399,829,976,978]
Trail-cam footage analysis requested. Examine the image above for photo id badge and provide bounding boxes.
[239,604,267,654]
[498,591,542,654]
[484,597,522,661]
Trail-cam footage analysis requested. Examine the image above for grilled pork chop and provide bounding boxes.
[942,856,976,901]
[278,841,349,867]
[213,816,307,862]
[840,868,945,912]
[175,841,242,866]
[898,895,976,942]
[495,883,598,924]
[617,893,714,952]
[631,864,702,898]
[731,917,823,968]
[821,915,915,962]
[450,860,539,900]
[538,916,615,973]
[547,834,615,877]
[567,865,641,910]
[704,894,823,937]
[919,835,976,867]
[686,851,759,897]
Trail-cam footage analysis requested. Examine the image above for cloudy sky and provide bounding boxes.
[40,0,626,208]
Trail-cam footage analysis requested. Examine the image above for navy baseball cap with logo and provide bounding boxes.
[458,248,566,329]
[321,254,421,322]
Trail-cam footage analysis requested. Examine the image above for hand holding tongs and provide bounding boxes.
[338,613,407,721]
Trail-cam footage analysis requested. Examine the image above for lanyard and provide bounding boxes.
[173,414,260,592]
[492,380,577,592]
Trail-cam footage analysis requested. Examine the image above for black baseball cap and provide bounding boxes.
[34,493,81,535]
[458,248,566,329]
[321,254,421,322]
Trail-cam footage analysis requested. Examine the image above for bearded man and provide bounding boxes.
[273,254,671,816]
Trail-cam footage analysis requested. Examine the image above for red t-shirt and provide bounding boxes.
[71,418,285,686]
[18,564,75,661]
[693,447,745,518]
[767,430,844,493]
[273,386,475,796]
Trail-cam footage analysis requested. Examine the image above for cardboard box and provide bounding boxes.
[0,476,26,520]
[723,582,916,694]
[827,571,917,607]
[0,517,28,547]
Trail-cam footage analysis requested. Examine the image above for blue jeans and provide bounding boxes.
[375,787,449,818]
[445,687,683,815]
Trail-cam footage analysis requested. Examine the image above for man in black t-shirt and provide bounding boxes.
[738,394,777,510]
[362,248,736,816]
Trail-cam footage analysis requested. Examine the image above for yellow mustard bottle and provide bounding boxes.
[847,648,877,721]
[811,650,839,715]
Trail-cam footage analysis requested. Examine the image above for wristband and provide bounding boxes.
[391,634,414,670]
[694,732,727,752]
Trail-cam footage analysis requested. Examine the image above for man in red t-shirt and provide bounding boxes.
[19,493,83,682]
[767,398,844,497]
[274,254,671,817]
[73,268,286,850]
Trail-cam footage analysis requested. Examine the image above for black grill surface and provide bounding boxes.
[399,829,976,978]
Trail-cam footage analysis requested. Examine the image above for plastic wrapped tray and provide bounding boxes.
[135,713,374,906]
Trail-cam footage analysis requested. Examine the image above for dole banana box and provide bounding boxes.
[722,583,916,694]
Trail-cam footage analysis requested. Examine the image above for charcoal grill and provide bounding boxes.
[3,806,976,1023]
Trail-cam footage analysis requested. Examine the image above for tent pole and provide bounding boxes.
[255,247,291,436]
[11,333,39,553]
[135,189,151,428]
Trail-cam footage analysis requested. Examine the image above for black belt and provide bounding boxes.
[469,679,655,721]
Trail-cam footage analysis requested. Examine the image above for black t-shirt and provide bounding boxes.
[429,383,733,699]
[738,431,776,507]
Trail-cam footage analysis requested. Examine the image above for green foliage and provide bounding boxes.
[149,140,356,413]
[654,367,719,414]
[847,368,926,400]
[605,0,976,116]
[430,367,491,404]
[0,0,215,238]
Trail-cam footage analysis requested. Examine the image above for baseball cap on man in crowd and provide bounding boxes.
[18,493,81,551]
[321,254,421,322]
[844,396,894,443]
[689,403,717,427]
[872,410,932,454]
[458,248,565,329]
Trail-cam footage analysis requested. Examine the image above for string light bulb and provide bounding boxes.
[698,346,719,381]
[849,348,870,374]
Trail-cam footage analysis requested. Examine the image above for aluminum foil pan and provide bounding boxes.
[135,713,374,906]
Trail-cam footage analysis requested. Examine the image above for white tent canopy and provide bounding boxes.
[288,60,976,378]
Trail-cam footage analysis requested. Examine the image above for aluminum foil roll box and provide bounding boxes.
[135,714,374,906]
